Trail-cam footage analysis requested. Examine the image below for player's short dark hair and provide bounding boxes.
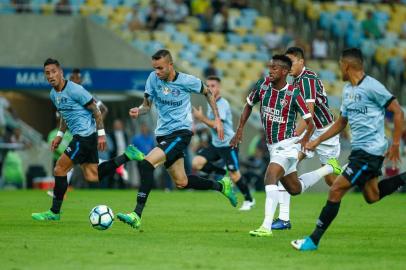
[206,75,221,83]
[152,49,173,63]
[44,58,60,68]
[272,54,292,70]
[72,68,81,74]
[341,48,363,63]
[285,47,305,59]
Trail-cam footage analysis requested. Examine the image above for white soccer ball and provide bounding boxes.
[89,205,114,230]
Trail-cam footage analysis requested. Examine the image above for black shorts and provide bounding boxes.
[197,145,240,171]
[65,133,99,165]
[342,149,384,187]
[156,129,193,168]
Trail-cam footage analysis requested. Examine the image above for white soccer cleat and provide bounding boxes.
[239,199,256,211]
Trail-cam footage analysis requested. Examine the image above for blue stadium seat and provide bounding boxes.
[185,43,201,54]
[105,0,121,8]
[388,57,405,75]
[171,32,189,46]
[318,70,336,83]
[319,12,333,30]
[235,51,252,61]
[163,24,178,35]
[227,33,244,46]
[361,39,377,58]
[241,8,259,19]
[217,51,234,61]
[190,58,209,69]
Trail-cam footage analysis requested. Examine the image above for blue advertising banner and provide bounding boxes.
[0,67,151,91]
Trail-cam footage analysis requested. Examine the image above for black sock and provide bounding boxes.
[378,172,406,199]
[310,200,341,245]
[50,175,68,214]
[201,162,226,176]
[236,177,253,201]
[134,160,155,217]
[114,154,129,166]
[185,175,222,191]
[98,160,118,179]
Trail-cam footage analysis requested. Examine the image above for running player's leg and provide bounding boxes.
[363,172,406,203]
[250,162,285,237]
[32,153,73,220]
[220,147,254,209]
[169,157,237,207]
[98,144,144,179]
[116,147,164,228]
[192,146,226,176]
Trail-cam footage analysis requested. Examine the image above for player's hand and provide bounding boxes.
[51,136,62,151]
[305,138,320,151]
[192,106,204,121]
[385,143,401,169]
[298,136,309,152]
[214,117,224,141]
[129,107,139,119]
[230,129,242,148]
[98,135,107,151]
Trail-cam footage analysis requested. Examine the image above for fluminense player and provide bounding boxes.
[116,50,237,229]
[271,47,343,230]
[292,48,406,251]
[231,55,336,237]
[192,75,255,211]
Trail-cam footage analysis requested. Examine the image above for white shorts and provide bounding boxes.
[267,137,300,176]
[300,124,341,164]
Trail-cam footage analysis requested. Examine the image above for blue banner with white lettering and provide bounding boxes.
[0,67,151,91]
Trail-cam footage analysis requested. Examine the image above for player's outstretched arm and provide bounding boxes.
[202,87,224,140]
[129,96,152,119]
[298,117,315,150]
[306,115,347,151]
[385,98,404,167]
[296,102,315,136]
[87,100,106,151]
[230,103,253,148]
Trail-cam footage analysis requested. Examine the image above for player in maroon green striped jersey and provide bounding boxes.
[231,55,336,237]
[270,47,343,231]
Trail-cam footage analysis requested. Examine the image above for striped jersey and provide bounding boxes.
[292,67,334,129]
[247,77,312,145]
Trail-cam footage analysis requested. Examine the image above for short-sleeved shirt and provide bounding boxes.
[340,75,395,156]
[50,80,96,137]
[292,67,334,129]
[247,77,311,145]
[145,71,203,136]
[207,97,235,147]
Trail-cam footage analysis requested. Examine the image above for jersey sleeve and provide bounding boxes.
[187,75,204,94]
[369,80,395,108]
[144,72,155,101]
[300,77,317,103]
[294,90,312,119]
[246,79,262,106]
[72,85,93,106]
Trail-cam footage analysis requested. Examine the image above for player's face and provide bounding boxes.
[286,54,303,77]
[206,79,220,98]
[339,58,349,81]
[152,57,173,81]
[268,60,287,83]
[44,64,63,88]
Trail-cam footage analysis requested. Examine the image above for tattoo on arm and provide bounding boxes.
[87,101,104,130]
[138,97,152,115]
[203,87,220,119]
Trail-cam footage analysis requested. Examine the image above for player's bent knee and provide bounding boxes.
[175,180,188,189]
[192,157,205,170]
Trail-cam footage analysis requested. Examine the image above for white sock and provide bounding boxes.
[299,165,333,193]
[278,182,290,221]
[261,184,279,230]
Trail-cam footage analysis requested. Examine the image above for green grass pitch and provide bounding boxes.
[1,190,405,270]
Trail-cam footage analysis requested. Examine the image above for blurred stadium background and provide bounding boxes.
[0,0,405,191]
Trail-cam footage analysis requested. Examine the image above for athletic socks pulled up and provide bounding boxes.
[50,175,68,214]
[310,200,341,245]
[134,160,155,217]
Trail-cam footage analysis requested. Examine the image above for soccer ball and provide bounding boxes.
[89,205,114,230]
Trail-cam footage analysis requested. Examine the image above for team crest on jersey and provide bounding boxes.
[163,87,171,95]
[261,84,269,91]
[172,89,180,97]
[280,99,288,107]
[286,90,293,96]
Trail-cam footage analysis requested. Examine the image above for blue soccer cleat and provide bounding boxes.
[291,237,318,251]
[271,218,292,230]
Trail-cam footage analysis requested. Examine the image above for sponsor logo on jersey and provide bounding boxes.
[172,89,180,97]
